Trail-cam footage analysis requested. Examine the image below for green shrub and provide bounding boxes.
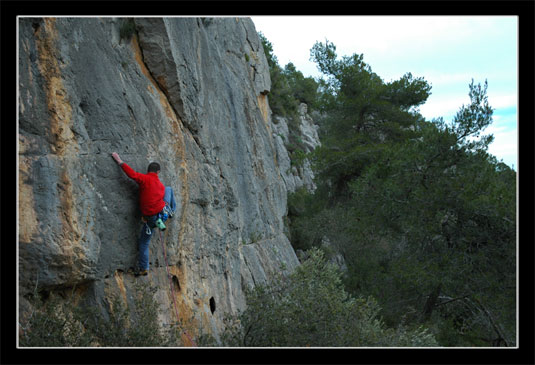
[215,248,437,347]
[19,290,94,347]
[20,282,183,347]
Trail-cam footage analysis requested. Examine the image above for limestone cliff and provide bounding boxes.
[18,17,300,345]
[272,103,321,193]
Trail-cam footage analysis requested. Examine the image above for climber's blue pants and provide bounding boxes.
[137,186,176,271]
[163,186,177,213]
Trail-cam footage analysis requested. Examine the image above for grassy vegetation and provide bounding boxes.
[19,282,184,347]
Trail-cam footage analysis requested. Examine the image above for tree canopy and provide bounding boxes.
[285,40,516,347]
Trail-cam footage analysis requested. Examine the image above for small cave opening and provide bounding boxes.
[172,275,181,292]
[39,290,50,302]
[209,296,216,315]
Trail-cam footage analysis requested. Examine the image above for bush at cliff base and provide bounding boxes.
[215,248,438,347]
[19,282,184,347]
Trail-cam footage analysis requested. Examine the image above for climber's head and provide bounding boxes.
[147,162,161,174]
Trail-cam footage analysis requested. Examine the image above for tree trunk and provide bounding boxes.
[422,283,442,322]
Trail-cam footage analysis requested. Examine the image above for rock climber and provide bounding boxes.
[111,152,177,276]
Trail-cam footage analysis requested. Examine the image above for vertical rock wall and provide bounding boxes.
[272,103,321,193]
[18,17,300,344]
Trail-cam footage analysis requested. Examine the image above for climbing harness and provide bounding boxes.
[162,203,173,219]
[158,229,197,347]
[144,223,152,235]
[142,208,168,234]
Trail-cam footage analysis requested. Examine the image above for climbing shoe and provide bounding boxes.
[135,269,148,277]
[130,266,148,277]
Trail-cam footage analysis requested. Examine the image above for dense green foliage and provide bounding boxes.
[282,40,516,347]
[20,283,184,347]
[213,249,437,347]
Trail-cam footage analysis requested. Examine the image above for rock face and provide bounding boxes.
[18,17,300,344]
[272,103,321,193]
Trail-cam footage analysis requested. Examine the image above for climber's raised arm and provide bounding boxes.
[112,152,146,184]
[111,152,124,165]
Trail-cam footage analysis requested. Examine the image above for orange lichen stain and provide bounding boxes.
[156,75,169,94]
[164,263,200,346]
[257,93,270,131]
[114,270,128,305]
[256,93,281,170]
[34,18,84,265]
[18,154,40,244]
[35,18,77,157]
[57,169,83,264]
[131,35,161,92]
[167,123,190,249]
[130,34,182,140]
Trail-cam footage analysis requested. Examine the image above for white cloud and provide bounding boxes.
[419,95,469,120]
[419,90,517,124]
[252,16,516,69]
[489,94,517,110]
[487,128,518,168]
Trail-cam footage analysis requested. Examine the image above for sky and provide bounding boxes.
[251,16,518,170]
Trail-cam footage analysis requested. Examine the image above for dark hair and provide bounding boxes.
[147,162,160,173]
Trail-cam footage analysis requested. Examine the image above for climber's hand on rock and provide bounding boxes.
[111,152,123,165]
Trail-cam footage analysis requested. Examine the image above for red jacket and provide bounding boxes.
[120,163,165,216]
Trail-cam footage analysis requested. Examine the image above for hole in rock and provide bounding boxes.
[79,101,89,113]
[209,296,216,315]
[39,290,50,302]
[172,275,181,292]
